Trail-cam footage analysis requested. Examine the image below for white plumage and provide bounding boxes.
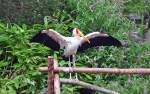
[31,28,122,79]
[64,37,82,57]
[31,28,122,61]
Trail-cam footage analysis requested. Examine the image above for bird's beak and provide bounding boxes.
[79,31,90,43]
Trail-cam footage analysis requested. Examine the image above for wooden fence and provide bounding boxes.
[39,56,150,94]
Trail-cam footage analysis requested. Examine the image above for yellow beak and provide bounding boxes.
[79,31,90,43]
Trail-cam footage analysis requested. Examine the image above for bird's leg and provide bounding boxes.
[68,56,72,79]
[72,54,78,80]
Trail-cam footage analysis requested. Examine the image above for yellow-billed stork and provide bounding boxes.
[31,28,122,79]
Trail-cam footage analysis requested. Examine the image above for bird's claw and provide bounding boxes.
[69,73,72,79]
[75,73,78,80]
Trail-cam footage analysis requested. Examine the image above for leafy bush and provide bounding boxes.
[0,22,50,94]
[124,0,150,14]
[0,0,64,25]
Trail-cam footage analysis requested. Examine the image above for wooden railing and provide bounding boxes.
[39,56,150,94]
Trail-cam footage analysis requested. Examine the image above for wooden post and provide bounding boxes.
[54,59,60,94]
[48,56,54,94]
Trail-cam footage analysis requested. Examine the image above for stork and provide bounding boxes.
[31,28,122,79]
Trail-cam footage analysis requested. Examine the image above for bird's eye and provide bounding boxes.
[76,28,80,34]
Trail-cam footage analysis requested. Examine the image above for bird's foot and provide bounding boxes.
[69,73,72,79]
[75,73,78,80]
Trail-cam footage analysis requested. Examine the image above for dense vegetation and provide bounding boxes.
[0,0,150,94]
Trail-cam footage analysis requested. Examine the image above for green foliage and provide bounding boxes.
[0,0,65,25]
[66,0,133,35]
[0,0,150,94]
[0,22,49,94]
[124,0,150,14]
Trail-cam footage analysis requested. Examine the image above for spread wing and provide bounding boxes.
[78,32,122,51]
[31,29,67,51]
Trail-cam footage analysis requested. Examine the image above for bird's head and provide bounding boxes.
[72,28,90,43]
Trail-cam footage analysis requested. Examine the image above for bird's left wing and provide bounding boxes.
[31,29,67,51]
[78,32,122,51]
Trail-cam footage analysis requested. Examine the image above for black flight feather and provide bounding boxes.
[31,32,60,51]
[78,35,122,51]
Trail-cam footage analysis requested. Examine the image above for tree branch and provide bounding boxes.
[60,78,119,94]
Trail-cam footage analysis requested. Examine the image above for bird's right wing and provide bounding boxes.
[78,32,122,51]
[31,29,67,51]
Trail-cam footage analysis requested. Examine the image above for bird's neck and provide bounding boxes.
[74,35,82,39]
